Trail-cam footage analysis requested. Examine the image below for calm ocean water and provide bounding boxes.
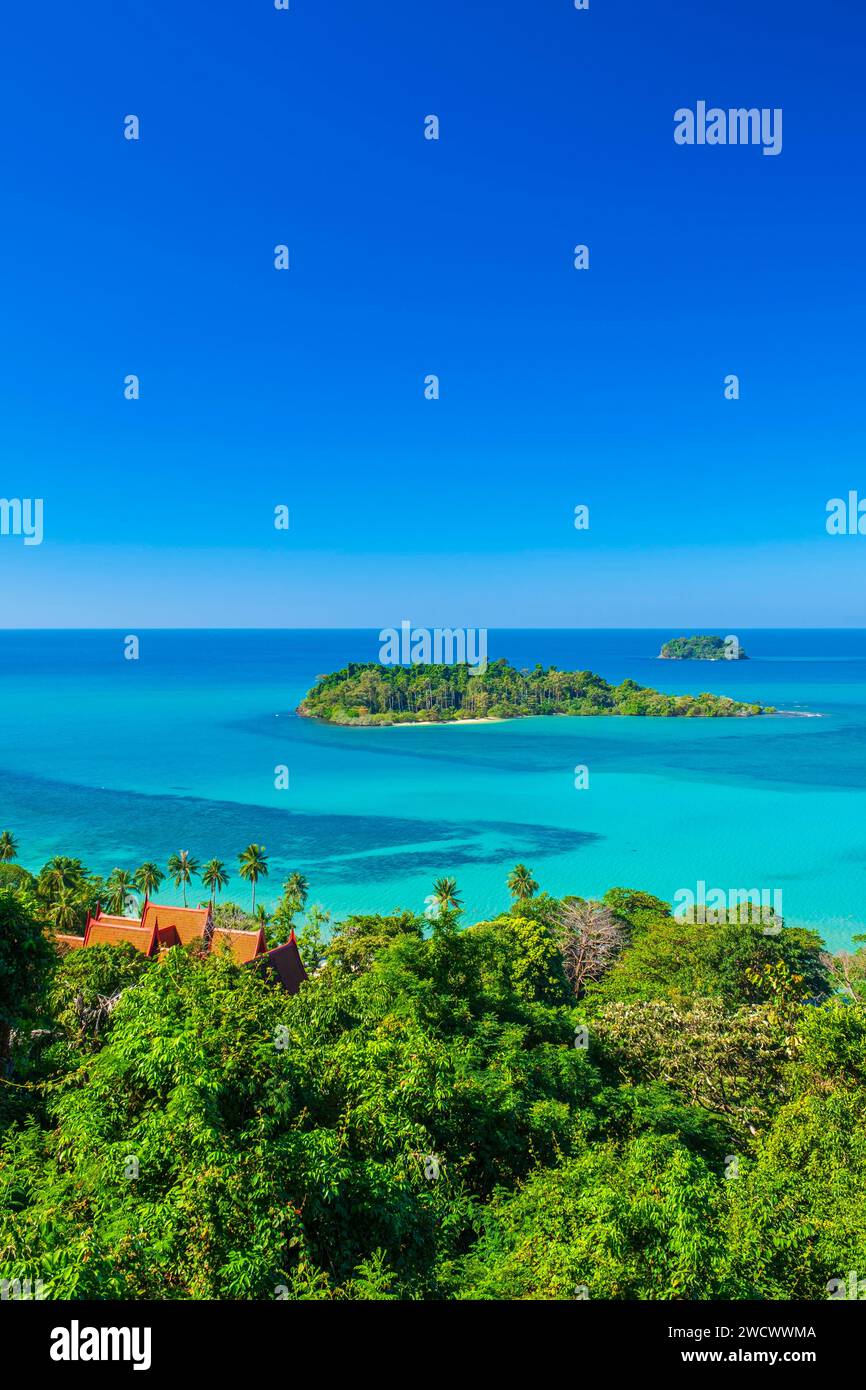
[1,629,864,948]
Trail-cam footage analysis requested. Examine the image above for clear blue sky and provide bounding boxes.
[1,0,864,627]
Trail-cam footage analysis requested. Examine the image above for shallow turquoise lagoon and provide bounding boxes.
[1,629,864,947]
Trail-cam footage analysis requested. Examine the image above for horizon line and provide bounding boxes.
[0,625,865,635]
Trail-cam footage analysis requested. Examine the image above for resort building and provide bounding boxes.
[53,899,307,994]
[260,938,308,994]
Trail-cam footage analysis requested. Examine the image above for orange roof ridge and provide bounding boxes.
[142,900,210,917]
[141,901,211,946]
[85,921,158,956]
[209,925,266,964]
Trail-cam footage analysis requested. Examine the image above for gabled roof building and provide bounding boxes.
[55,898,307,994]
[260,931,308,994]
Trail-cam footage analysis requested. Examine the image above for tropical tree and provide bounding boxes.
[453,1135,727,1301]
[430,876,462,918]
[167,851,200,908]
[133,862,164,900]
[269,874,311,947]
[105,869,136,917]
[212,901,256,932]
[49,939,151,1050]
[326,910,422,975]
[0,862,37,896]
[295,904,331,972]
[822,933,866,1005]
[594,996,792,1140]
[507,864,538,902]
[201,859,230,907]
[238,845,269,914]
[0,830,18,863]
[591,917,827,1011]
[555,899,627,997]
[0,889,53,1063]
[283,871,309,915]
[7,869,866,1304]
[50,889,82,935]
[37,857,86,904]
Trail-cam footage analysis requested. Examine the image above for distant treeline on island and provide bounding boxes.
[659,635,749,660]
[297,660,769,726]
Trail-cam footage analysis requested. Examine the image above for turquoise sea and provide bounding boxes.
[1,629,864,949]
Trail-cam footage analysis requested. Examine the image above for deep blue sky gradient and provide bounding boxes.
[1,0,864,625]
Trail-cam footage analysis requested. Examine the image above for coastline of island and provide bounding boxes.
[386,715,509,726]
[297,659,776,727]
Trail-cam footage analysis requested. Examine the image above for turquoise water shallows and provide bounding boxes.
[1,629,864,948]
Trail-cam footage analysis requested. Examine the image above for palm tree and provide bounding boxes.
[38,856,85,903]
[167,851,200,908]
[133,861,164,899]
[106,869,136,916]
[0,830,18,862]
[507,863,539,902]
[202,858,230,907]
[282,871,309,915]
[51,888,80,935]
[431,876,462,916]
[238,844,269,914]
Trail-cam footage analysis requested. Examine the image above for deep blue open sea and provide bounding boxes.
[1,629,864,948]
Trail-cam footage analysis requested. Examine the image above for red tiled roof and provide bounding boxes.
[52,903,306,999]
[141,902,211,946]
[84,921,158,955]
[209,926,266,964]
[91,913,140,929]
[57,899,280,973]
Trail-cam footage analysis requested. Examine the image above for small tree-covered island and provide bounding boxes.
[659,635,749,660]
[298,659,770,725]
